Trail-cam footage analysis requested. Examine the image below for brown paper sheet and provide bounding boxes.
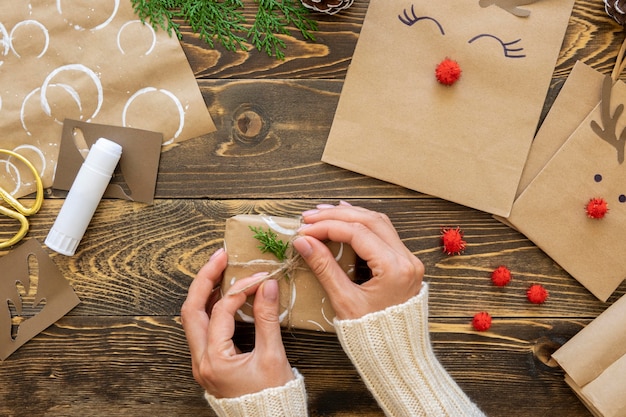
[0,239,80,360]
[507,73,626,301]
[322,0,574,217]
[52,119,162,204]
[220,214,357,332]
[0,1,216,198]
[552,294,626,417]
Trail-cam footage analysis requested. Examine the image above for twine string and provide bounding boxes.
[226,239,304,327]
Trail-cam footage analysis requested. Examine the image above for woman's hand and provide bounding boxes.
[293,203,424,320]
[181,248,294,398]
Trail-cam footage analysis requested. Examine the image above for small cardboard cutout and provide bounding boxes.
[0,0,215,198]
[53,119,162,204]
[507,64,626,301]
[478,0,540,17]
[0,239,80,360]
[322,0,575,217]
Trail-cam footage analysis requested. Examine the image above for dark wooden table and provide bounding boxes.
[1,1,625,415]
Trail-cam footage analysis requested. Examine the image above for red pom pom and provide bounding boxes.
[472,312,492,331]
[526,284,549,304]
[491,265,512,287]
[586,197,609,219]
[441,227,466,255]
[436,58,462,85]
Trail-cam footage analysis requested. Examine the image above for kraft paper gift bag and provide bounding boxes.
[507,68,626,301]
[322,0,574,217]
[220,215,358,332]
[552,294,626,417]
[0,1,215,198]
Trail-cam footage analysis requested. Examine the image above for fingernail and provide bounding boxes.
[302,209,319,217]
[210,247,225,261]
[226,272,268,295]
[262,279,279,302]
[317,204,335,209]
[339,200,352,206]
[297,223,312,232]
[293,236,313,258]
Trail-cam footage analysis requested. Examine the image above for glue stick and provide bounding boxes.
[45,138,122,256]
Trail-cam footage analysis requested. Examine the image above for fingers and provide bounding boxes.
[301,204,409,257]
[298,218,399,271]
[293,235,363,318]
[181,248,228,363]
[207,273,267,355]
[252,279,285,354]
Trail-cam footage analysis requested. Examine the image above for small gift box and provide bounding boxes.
[220,214,357,332]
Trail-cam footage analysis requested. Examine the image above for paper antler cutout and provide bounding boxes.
[591,76,626,164]
[479,0,540,17]
[0,239,80,360]
[53,120,163,204]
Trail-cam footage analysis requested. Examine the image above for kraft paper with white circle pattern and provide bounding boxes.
[0,0,215,197]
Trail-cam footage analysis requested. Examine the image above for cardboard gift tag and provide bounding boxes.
[507,72,626,301]
[322,0,574,217]
[552,294,626,417]
[220,215,357,332]
[0,1,215,198]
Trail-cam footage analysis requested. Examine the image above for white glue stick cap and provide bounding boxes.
[45,138,122,256]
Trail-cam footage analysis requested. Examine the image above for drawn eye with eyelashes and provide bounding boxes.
[398,5,526,60]
[398,5,445,35]
[468,34,526,58]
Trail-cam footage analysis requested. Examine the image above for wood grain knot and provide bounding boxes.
[232,104,270,146]
[532,336,561,367]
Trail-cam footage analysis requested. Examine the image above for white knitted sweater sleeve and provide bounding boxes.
[334,282,485,417]
[204,368,308,417]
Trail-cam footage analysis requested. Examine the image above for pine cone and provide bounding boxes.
[605,0,626,26]
[301,0,354,15]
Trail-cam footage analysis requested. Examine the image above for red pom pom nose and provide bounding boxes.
[585,197,608,219]
[436,58,462,85]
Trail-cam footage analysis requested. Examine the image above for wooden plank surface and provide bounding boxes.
[2,0,625,415]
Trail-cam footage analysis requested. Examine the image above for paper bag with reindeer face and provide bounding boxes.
[322,0,574,217]
[507,64,626,301]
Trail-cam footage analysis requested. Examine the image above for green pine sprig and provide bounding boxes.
[130,0,318,59]
[249,226,289,261]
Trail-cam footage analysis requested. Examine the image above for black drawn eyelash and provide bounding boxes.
[468,34,525,58]
[398,5,445,35]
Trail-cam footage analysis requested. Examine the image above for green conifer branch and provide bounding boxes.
[249,226,289,261]
[130,0,318,59]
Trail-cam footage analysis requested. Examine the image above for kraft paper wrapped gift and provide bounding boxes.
[220,215,357,332]
[552,294,626,417]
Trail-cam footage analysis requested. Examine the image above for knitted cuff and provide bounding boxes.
[334,283,484,417]
[204,368,308,417]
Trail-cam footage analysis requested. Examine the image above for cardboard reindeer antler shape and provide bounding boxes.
[1,240,80,360]
[592,66,626,164]
[478,0,540,17]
